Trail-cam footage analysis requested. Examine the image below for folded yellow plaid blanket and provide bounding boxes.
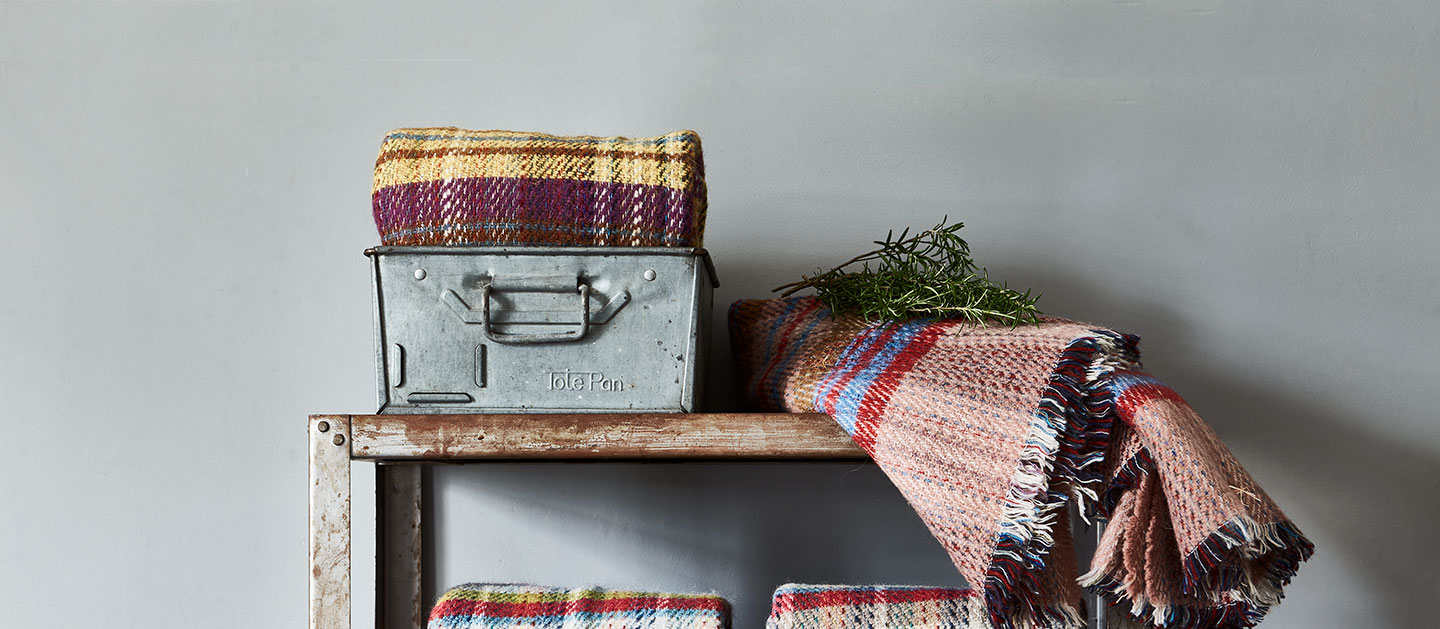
[731,298,1313,629]
[372,128,706,247]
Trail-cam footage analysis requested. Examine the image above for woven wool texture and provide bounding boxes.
[767,584,991,629]
[427,584,729,629]
[372,128,706,247]
[729,298,1313,629]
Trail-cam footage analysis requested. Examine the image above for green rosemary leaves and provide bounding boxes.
[772,218,1042,326]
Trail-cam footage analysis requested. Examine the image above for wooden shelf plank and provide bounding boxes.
[340,413,867,461]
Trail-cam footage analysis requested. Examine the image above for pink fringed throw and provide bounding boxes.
[730,297,1312,629]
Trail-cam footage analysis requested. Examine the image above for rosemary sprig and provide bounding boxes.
[772,218,1042,326]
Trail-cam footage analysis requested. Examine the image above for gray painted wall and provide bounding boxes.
[2,1,1436,627]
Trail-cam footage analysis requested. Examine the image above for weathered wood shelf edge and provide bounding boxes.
[317,412,868,461]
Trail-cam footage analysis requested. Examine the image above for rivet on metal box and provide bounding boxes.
[368,128,713,413]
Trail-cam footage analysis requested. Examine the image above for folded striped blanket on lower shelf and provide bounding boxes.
[730,297,1313,629]
[768,584,990,629]
[428,584,729,629]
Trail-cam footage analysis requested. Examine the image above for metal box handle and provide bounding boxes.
[440,281,592,344]
[482,283,590,344]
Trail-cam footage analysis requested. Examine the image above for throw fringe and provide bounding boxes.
[1080,451,1316,628]
[983,330,1135,629]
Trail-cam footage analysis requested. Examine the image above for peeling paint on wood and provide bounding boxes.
[310,415,351,629]
[348,413,867,460]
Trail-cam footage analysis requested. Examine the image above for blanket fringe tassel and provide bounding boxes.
[983,330,1138,629]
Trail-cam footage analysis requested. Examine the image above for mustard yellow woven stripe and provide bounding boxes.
[438,588,718,604]
[380,138,698,156]
[387,128,697,141]
[372,128,701,193]
[383,128,700,155]
[373,153,694,193]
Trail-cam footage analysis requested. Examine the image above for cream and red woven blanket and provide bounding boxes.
[428,584,728,629]
[767,584,990,629]
[730,297,1313,629]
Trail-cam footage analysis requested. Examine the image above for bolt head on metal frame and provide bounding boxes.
[317,420,330,433]
[643,269,657,281]
[332,434,345,446]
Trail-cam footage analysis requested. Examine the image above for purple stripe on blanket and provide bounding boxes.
[373,176,697,247]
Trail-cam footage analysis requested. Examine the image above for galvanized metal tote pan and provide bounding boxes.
[368,247,717,414]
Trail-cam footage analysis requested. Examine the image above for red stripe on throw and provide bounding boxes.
[1115,379,1188,418]
[850,320,962,452]
[818,325,904,440]
[754,300,824,402]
